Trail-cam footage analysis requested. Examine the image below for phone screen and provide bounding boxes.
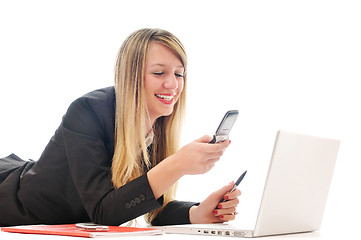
[210,110,239,143]
[215,110,239,135]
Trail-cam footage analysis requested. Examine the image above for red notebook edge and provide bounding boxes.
[1,224,162,238]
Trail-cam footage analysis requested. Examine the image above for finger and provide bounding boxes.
[223,189,242,200]
[205,163,215,172]
[219,214,236,222]
[210,182,235,202]
[205,140,230,153]
[195,135,213,143]
[203,154,223,164]
[213,207,237,217]
[207,158,219,165]
[217,198,240,209]
[205,156,221,164]
[203,148,227,161]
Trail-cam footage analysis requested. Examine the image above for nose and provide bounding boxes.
[164,75,178,90]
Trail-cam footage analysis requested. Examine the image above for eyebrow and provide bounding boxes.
[150,63,184,69]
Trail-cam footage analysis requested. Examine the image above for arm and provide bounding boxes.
[150,174,241,226]
[146,136,231,225]
[62,97,162,225]
[151,201,199,226]
[147,135,230,199]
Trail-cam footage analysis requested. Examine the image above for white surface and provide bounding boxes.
[0,230,357,240]
[1,1,360,239]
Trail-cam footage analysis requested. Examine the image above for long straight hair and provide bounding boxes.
[112,28,187,224]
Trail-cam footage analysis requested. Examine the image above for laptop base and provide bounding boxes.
[161,224,254,238]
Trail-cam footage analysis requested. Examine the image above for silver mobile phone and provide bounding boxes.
[209,110,239,143]
[75,223,109,231]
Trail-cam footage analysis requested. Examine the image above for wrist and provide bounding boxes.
[189,205,199,224]
[147,154,184,199]
[166,152,187,177]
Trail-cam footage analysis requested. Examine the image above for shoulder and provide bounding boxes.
[67,87,115,115]
[62,87,115,135]
[74,86,115,109]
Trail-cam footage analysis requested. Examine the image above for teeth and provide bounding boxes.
[155,94,174,101]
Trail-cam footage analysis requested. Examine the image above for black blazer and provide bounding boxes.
[0,87,196,227]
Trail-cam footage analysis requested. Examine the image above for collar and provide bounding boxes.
[145,131,154,148]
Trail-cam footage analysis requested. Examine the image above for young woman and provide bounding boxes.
[0,28,241,227]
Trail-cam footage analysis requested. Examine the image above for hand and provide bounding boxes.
[174,135,230,175]
[189,182,241,224]
[147,135,230,199]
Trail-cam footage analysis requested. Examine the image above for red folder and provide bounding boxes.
[1,224,162,238]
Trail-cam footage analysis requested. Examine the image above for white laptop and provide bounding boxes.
[161,130,340,237]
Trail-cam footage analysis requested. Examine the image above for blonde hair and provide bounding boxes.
[112,28,187,224]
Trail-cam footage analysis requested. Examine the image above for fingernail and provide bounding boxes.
[219,215,224,219]
[213,210,218,215]
[223,195,229,200]
[217,204,222,209]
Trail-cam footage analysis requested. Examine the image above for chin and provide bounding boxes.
[159,108,175,118]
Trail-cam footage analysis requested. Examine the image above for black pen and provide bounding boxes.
[220,170,247,203]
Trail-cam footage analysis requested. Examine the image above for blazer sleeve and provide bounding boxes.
[151,201,200,226]
[61,97,163,226]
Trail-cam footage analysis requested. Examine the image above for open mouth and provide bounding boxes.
[155,94,174,101]
[155,94,175,104]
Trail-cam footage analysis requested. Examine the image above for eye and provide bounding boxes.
[153,72,164,76]
[175,73,184,78]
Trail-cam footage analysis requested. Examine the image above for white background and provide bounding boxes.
[1,0,360,235]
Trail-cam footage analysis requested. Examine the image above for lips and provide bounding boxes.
[155,94,175,104]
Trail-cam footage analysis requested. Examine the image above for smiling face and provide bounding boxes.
[144,41,185,125]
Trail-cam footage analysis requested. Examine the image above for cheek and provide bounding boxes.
[174,80,184,103]
[177,79,184,94]
[144,77,156,96]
